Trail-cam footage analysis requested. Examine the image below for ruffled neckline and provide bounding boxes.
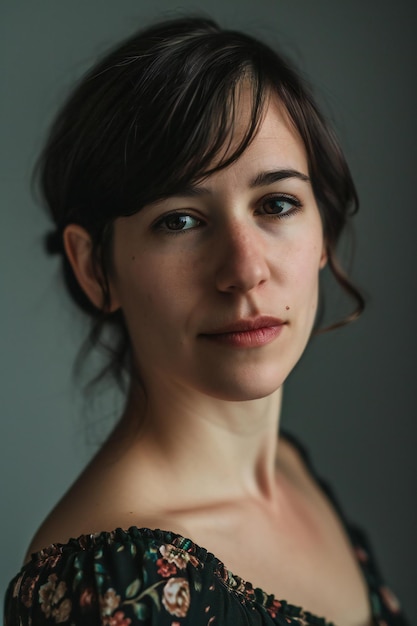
[29,525,346,625]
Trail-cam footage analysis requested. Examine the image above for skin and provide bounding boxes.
[28,96,372,626]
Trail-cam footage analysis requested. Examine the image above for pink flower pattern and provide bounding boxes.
[156,558,177,578]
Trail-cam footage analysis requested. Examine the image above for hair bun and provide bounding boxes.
[45,230,64,255]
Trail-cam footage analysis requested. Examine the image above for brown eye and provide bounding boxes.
[261,195,299,216]
[156,213,201,232]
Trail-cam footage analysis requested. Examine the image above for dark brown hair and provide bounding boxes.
[41,15,364,388]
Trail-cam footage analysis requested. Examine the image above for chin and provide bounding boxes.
[196,368,288,402]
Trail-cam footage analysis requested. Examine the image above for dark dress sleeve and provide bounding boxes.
[4,528,288,626]
[4,529,205,625]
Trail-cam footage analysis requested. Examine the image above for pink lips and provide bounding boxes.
[201,316,286,348]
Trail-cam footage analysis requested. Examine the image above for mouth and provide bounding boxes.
[201,316,286,348]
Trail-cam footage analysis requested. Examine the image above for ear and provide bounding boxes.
[319,242,328,270]
[63,224,120,312]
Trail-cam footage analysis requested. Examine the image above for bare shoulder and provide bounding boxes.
[23,431,180,563]
[24,465,107,562]
[24,439,128,562]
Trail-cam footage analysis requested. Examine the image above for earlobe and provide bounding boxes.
[319,244,328,270]
[63,224,120,312]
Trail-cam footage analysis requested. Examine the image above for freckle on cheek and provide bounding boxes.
[131,256,135,261]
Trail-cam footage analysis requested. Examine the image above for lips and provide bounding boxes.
[201,316,286,348]
[203,316,285,334]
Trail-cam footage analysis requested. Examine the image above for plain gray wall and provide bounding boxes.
[1,1,416,622]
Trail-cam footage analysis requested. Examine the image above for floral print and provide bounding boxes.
[20,573,38,609]
[100,588,122,617]
[4,527,409,626]
[161,577,190,617]
[38,574,72,623]
[104,611,132,626]
[79,586,96,609]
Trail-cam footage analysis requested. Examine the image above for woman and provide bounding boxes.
[4,15,409,626]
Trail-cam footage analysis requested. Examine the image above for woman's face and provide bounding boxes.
[110,97,326,401]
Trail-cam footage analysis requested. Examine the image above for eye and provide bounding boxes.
[154,212,202,233]
[258,194,302,218]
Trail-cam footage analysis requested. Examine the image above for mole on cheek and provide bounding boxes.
[131,256,136,261]
[285,306,290,311]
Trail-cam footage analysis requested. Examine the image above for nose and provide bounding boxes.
[215,220,271,294]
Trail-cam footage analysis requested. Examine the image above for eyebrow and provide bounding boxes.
[250,169,310,187]
[172,169,311,197]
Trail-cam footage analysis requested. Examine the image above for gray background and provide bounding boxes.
[1,1,416,623]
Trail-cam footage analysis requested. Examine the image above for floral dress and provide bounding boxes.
[4,434,409,626]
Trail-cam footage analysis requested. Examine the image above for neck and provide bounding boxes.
[117,376,284,507]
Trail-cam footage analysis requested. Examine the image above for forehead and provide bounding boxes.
[206,94,310,188]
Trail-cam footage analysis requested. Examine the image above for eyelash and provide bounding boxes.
[152,211,202,235]
[256,193,302,219]
[152,194,302,235]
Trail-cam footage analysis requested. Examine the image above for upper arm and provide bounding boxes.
[6,531,217,626]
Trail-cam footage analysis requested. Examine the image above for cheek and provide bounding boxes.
[285,240,323,314]
[114,255,191,332]
[112,256,155,328]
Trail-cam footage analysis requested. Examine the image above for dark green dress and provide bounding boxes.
[4,435,409,625]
